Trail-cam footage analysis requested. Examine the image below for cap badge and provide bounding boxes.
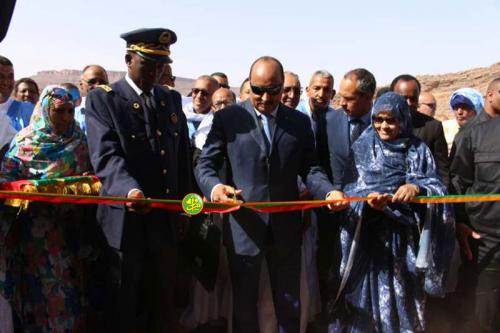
[159,31,171,44]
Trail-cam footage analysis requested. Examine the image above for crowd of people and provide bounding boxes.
[0,26,500,333]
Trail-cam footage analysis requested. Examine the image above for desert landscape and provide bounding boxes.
[28,61,500,121]
[417,62,500,120]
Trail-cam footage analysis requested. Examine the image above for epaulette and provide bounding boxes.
[97,84,113,93]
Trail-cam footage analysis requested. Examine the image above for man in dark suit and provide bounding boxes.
[326,68,376,191]
[296,70,336,172]
[85,28,192,333]
[391,74,449,185]
[196,56,333,333]
[315,68,375,320]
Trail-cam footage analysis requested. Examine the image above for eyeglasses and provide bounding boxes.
[49,88,73,101]
[283,87,302,95]
[419,102,436,109]
[213,100,234,109]
[170,75,176,83]
[192,88,210,97]
[372,116,398,125]
[250,84,282,96]
[82,78,108,86]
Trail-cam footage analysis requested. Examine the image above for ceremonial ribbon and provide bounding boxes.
[1,176,500,214]
[1,189,500,213]
[0,190,238,213]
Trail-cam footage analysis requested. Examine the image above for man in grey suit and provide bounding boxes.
[196,56,334,333]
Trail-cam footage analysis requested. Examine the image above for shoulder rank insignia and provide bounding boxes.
[170,113,178,125]
[97,84,112,93]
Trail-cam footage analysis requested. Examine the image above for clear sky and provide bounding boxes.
[1,0,499,88]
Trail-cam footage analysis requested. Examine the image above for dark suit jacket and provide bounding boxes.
[195,100,333,256]
[85,78,192,250]
[410,109,449,185]
[449,111,493,226]
[323,109,370,191]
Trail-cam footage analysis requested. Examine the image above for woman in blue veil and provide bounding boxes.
[327,92,455,332]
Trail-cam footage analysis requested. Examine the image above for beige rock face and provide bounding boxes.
[28,62,500,116]
[29,69,196,96]
[331,62,500,121]
[418,62,500,121]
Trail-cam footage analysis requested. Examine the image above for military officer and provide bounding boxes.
[85,28,192,333]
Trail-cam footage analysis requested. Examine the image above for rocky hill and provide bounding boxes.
[417,62,500,121]
[29,69,196,96]
[28,62,500,121]
[331,62,500,121]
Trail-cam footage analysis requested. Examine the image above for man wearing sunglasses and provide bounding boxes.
[79,64,109,97]
[418,91,437,118]
[196,56,333,333]
[183,75,218,144]
[85,28,192,333]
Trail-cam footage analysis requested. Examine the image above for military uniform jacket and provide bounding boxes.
[85,78,192,250]
[451,117,500,241]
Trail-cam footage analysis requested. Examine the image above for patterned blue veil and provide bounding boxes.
[339,92,455,297]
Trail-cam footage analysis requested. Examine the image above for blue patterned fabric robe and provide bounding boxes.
[328,93,455,333]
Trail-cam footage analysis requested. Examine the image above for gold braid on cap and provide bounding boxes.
[127,44,171,56]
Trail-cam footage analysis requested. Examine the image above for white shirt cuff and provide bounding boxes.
[210,183,223,201]
[127,188,143,198]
